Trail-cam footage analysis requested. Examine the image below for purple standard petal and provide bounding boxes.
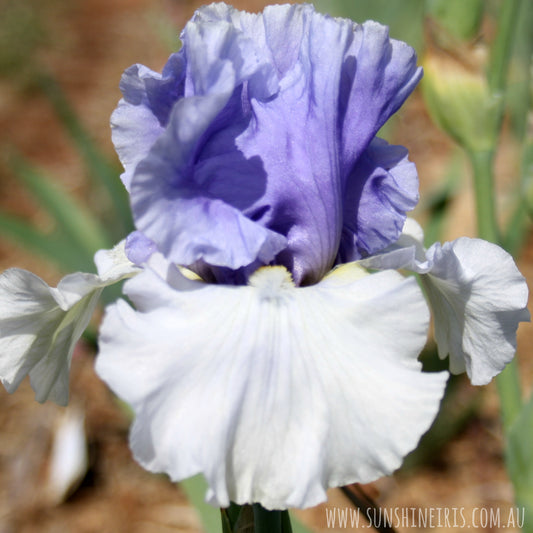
[111,54,186,190]
[130,10,285,273]
[339,21,422,171]
[232,8,421,282]
[116,4,422,284]
[338,138,419,262]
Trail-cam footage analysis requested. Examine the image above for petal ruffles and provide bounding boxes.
[115,3,422,284]
[0,242,138,405]
[111,54,186,190]
[96,260,447,509]
[424,239,530,384]
[339,138,419,263]
[362,219,530,384]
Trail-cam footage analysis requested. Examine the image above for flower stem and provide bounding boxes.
[468,147,522,432]
[221,503,292,533]
[468,0,524,434]
[469,150,499,243]
[252,504,292,533]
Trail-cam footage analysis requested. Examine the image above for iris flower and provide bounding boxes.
[0,3,529,511]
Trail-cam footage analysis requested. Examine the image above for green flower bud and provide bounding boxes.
[422,49,500,152]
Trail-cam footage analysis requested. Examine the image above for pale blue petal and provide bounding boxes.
[339,21,422,169]
[121,4,422,282]
[111,55,186,189]
[338,138,418,262]
[125,231,158,266]
[129,13,284,271]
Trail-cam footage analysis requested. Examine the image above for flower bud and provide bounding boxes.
[422,47,500,152]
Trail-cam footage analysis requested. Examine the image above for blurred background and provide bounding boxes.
[0,0,531,531]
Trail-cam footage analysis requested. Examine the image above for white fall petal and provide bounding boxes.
[0,242,138,405]
[362,219,530,385]
[423,239,530,384]
[96,260,448,510]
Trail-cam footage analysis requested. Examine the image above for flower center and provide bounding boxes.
[248,266,295,300]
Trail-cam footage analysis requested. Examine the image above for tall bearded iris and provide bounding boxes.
[0,2,529,513]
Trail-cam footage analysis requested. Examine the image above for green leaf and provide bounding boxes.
[180,475,223,533]
[221,509,234,533]
[36,72,133,239]
[10,154,112,258]
[505,0,533,139]
[504,139,533,256]
[0,212,89,272]
[506,392,533,532]
[289,515,314,533]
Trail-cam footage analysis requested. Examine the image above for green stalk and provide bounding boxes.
[253,505,292,533]
[468,147,522,432]
[221,503,293,533]
[469,0,524,432]
[488,0,522,96]
[469,150,499,243]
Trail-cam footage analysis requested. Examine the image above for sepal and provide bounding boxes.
[97,261,447,509]
[0,242,138,404]
[362,219,530,384]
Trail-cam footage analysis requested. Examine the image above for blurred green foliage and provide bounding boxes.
[0,75,132,278]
